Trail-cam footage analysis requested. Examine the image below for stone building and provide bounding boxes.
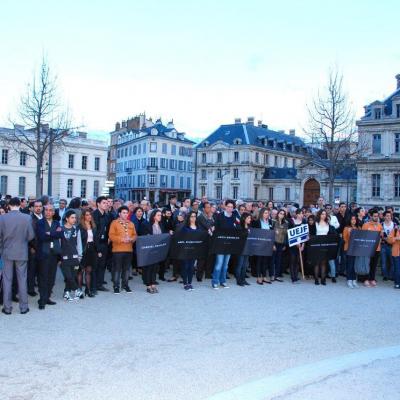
[356,74,400,211]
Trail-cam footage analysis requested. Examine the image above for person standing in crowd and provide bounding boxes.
[388,226,400,289]
[288,208,305,284]
[0,197,35,315]
[180,211,200,291]
[381,210,395,281]
[140,200,151,221]
[27,200,43,297]
[196,202,215,281]
[252,207,275,285]
[273,209,288,282]
[343,215,361,289]
[212,199,238,289]
[235,212,251,286]
[55,199,67,225]
[362,209,383,287]
[36,204,63,309]
[19,198,29,214]
[78,210,98,297]
[312,209,336,286]
[108,206,137,294]
[336,202,349,276]
[140,209,166,294]
[68,198,82,221]
[92,196,111,292]
[60,210,83,301]
[326,204,340,283]
[165,194,178,214]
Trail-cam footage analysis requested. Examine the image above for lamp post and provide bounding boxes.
[47,128,53,196]
[220,168,230,199]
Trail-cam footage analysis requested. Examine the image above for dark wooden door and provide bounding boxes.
[303,179,320,206]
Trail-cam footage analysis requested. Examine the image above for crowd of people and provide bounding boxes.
[0,193,399,315]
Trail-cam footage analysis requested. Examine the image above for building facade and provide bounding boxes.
[356,74,400,211]
[114,116,195,203]
[195,117,357,205]
[0,127,108,201]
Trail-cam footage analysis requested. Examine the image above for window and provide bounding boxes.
[149,157,157,167]
[171,176,175,188]
[67,179,73,198]
[142,143,146,153]
[179,177,184,189]
[216,185,222,200]
[292,159,296,168]
[201,169,206,179]
[93,180,99,197]
[233,168,239,179]
[201,186,206,197]
[20,152,27,166]
[255,152,259,163]
[162,143,167,154]
[201,153,207,163]
[94,157,100,171]
[334,187,340,199]
[171,145,176,155]
[255,172,258,180]
[1,149,8,164]
[0,176,7,194]
[149,174,156,186]
[395,134,400,153]
[372,134,381,154]
[394,175,400,198]
[254,186,258,200]
[160,175,167,187]
[374,108,381,119]
[234,151,239,162]
[372,174,381,197]
[397,104,400,119]
[285,187,290,201]
[68,154,74,169]
[274,156,278,166]
[284,157,288,167]
[233,186,238,199]
[160,158,167,169]
[169,159,177,169]
[217,152,222,163]
[80,180,87,198]
[178,161,185,171]
[150,142,157,152]
[216,169,222,179]
[269,187,274,200]
[18,177,26,197]
[187,177,191,189]
[264,154,269,165]
[125,148,128,157]
[188,162,193,171]
[81,155,88,170]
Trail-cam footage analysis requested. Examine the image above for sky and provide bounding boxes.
[0,0,398,142]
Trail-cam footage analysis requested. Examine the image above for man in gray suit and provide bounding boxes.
[0,197,35,314]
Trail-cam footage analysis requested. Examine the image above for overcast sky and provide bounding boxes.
[0,0,398,141]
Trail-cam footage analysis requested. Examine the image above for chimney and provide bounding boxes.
[115,122,121,131]
[396,74,400,89]
[234,118,241,124]
[257,120,263,127]
[121,120,127,128]
[246,116,255,125]
[289,129,296,136]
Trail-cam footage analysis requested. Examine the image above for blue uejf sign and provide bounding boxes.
[287,224,309,247]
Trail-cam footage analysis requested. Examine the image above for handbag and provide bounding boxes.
[354,256,370,275]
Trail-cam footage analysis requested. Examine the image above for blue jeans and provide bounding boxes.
[381,244,394,279]
[393,257,400,286]
[212,254,231,286]
[181,259,195,285]
[235,255,248,284]
[346,254,356,280]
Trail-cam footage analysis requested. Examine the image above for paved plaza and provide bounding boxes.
[1,271,399,400]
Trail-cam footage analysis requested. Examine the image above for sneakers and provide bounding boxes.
[212,284,219,290]
[123,286,133,293]
[63,291,74,301]
[395,285,400,289]
[364,280,371,287]
[220,283,230,289]
[184,284,190,291]
[74,289,83,300]
[114,287,120,294]
[370,280,377,287]
[352,280,359,288]
[347,280,354,289]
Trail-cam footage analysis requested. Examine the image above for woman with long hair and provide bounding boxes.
[235,212,252,286]
[273,209,288,282]
[78,210,97,297]
[343,215,361,289]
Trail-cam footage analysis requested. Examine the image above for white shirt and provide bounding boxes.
[316,222,329,235]
[329,215,340,230]
[87,229,94,243]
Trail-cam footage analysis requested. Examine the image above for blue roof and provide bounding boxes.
[197,123,307,154]
[362,87,400,119]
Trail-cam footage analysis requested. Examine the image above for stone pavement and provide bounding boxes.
[1,271,399,400]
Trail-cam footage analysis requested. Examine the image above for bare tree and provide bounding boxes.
[305,68,360,203]
[3,57,73,197]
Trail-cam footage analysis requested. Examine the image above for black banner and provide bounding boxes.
[136,233,171,267]
[306,235,339,264]
[211,229,246,255]
[242,228,275,256]
[347,230,380,257]
[170,229,209,260]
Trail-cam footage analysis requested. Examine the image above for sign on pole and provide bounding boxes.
[287,224,309,247]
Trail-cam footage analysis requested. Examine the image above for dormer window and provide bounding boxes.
[396,104,400,118]
[374,108,382,119]
[151,128,158,136]
[233,138,242,145]
[203,141,209,147]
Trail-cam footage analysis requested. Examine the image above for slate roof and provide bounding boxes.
[361,87,400,119]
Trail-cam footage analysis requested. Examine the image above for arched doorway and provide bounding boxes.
[303,179,320,206]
